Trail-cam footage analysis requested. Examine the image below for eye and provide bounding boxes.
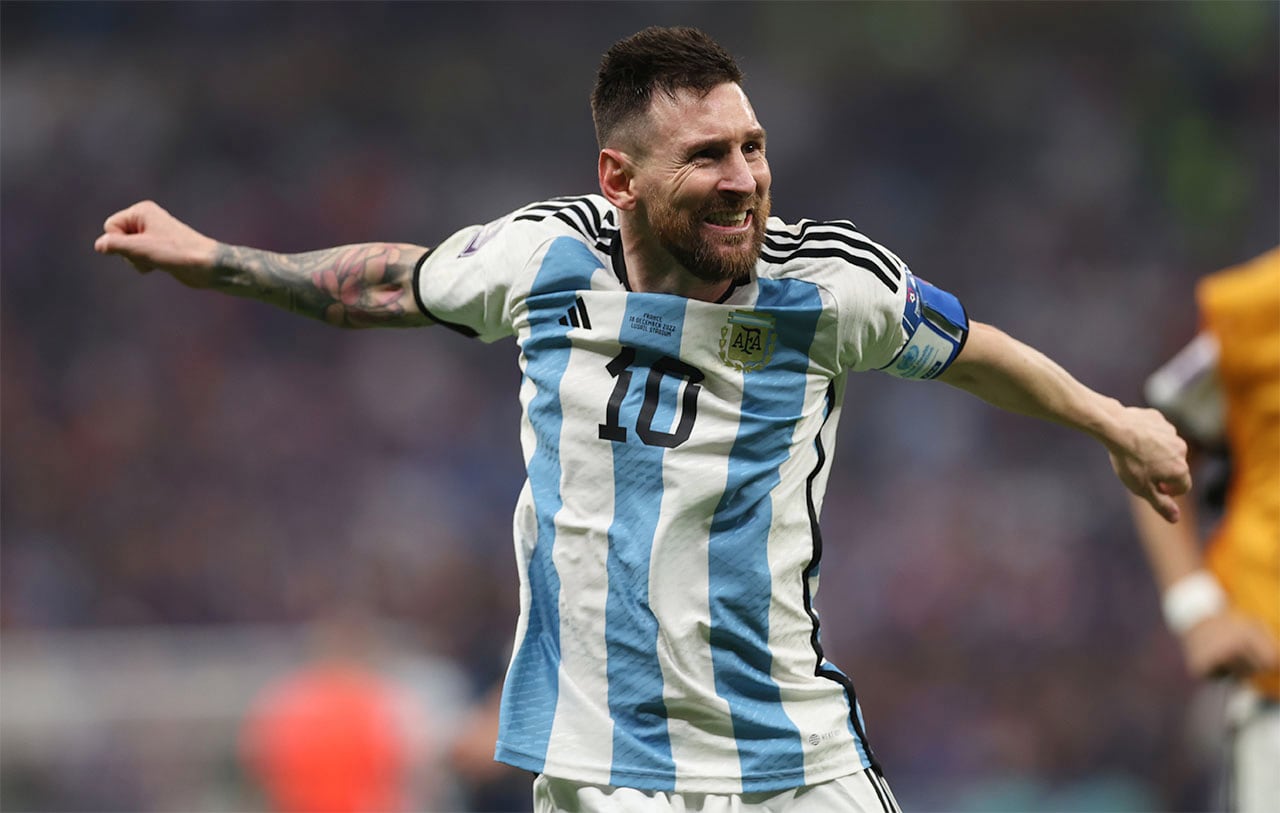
[743,140,764,155]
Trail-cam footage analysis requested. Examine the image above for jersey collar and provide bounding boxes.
[609,238,741,304]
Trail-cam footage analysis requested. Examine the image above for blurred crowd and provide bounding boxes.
[2,2,1276,811]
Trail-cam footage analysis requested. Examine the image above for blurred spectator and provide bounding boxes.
[240,611,439,813]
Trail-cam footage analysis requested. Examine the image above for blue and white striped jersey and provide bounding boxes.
[413,195,968,793]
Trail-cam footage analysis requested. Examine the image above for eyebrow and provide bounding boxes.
[682,127,768,155]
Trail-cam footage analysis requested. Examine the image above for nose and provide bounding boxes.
[718,150,758,198]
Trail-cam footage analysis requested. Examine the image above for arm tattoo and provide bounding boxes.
[209,242,431,328]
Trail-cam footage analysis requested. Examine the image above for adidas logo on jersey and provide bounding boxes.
[559,296,591,329]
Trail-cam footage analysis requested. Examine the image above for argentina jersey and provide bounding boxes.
[412,195,968,793]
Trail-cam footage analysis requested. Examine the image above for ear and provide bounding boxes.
[598,148,638,211]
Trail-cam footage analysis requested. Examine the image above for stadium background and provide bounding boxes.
[1,2,1276,811]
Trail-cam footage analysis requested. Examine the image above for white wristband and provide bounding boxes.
[1162,570,1227,634]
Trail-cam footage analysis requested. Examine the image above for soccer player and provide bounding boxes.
[1129,248,1279,813]
[96,26,1190,813]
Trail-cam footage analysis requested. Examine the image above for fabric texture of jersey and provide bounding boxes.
[1197,248,1280,700]
[413,195,969,792]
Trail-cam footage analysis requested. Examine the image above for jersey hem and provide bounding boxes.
[496,741,871,794]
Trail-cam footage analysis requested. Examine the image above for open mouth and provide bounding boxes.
[703,210,752,230]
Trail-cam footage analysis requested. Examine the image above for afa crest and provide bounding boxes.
[719,310,777,371]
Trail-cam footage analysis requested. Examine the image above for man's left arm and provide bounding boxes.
[937,321,1191,522]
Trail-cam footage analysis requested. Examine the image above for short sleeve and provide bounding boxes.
[834,262,912,374]
[817,237,967,379]
[413,212,546,343]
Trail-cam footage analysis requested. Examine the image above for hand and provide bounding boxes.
[1107,406,1191,523]
[1181,610,1280,680]
[94,200,219,288]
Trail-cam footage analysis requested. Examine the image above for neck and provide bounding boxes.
[616,217,735,303]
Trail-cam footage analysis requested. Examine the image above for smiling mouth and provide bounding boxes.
[704,210,752,229]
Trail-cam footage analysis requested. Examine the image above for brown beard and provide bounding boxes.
[646,191,771,285]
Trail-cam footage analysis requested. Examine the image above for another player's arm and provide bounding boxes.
[94,200,432,329]
[1130,487,1279,678]
[1124,335,1280,677]
[936,321,1191,522]
[1129,488,1203,591]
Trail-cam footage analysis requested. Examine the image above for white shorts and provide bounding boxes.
[1227,686,1280,813]
[532,769,902,813]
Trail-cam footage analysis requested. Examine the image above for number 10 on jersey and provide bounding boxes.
[598,347,705,449]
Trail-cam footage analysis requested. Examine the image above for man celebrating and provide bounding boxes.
[96,26,1188,813]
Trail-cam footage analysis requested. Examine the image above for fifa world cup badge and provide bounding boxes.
[720,310,777,371]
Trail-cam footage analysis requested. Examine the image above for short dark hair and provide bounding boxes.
[591,26,744,150]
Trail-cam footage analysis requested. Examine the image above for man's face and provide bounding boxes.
[631,83,771,285]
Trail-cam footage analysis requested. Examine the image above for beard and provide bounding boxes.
[646,191,771,286]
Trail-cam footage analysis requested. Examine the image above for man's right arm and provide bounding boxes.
[95,200,432,329]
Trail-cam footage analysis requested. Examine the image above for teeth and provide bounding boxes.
[706,211,747,226]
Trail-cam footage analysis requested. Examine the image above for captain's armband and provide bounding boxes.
[881,274,969,380]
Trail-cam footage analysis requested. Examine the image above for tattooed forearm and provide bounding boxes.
[209,242,432,328]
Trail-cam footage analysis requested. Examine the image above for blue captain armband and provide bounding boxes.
[881,273,969,380]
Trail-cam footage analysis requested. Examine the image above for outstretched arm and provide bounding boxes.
[937,321,1191,522]
[94,200,432,328]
